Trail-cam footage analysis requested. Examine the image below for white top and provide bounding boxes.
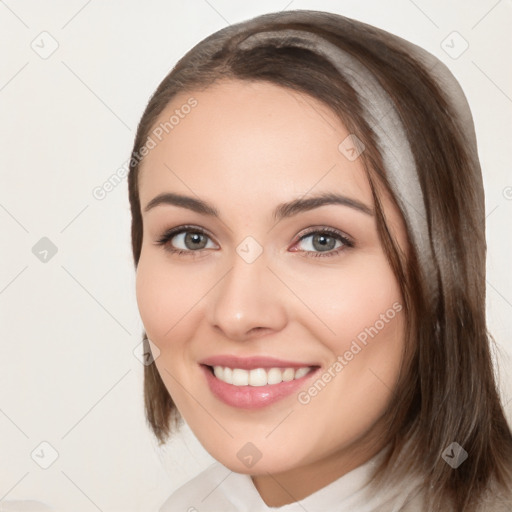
[159,448,426,512]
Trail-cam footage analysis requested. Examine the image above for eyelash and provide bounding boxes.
[154,225,354,258]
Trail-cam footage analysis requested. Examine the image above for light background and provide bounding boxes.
[0,1,511,511]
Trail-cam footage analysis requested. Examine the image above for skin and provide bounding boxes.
[135,79,408,507]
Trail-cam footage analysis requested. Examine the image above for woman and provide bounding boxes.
[128,10,512,511]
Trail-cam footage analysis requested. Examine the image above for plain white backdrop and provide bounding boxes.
[1,1,511,511]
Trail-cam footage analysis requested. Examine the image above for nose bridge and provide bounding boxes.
[208,239,286,339]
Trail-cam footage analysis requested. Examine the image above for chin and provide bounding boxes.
[219,455,299,476]
[201,437,309,475]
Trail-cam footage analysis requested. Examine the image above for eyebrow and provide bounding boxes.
[143,191,373,220]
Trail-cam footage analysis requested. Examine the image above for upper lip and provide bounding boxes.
[199,355,319,370]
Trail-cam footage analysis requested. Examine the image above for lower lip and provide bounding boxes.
[201,365,319,409]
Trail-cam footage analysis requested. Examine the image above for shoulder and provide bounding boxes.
[158,462,240,512]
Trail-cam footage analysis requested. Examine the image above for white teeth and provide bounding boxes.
[232,368,249,386]
[267,368,283,385]
[223,367,233,384]
[249,368,267,386]
[294,367,310,379]
[282,368,295,382]
[211,365,313,386]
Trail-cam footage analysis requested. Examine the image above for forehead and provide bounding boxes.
[138,79,372,211]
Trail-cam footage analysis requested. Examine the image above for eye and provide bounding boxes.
[154,225,354,258]
[291,227,354,258]
[155,225,217,256]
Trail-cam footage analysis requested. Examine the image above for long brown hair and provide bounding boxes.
[127,10,512,511]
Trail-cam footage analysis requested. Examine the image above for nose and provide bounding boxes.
[208,249,288,342]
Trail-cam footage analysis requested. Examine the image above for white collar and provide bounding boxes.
[159,445,424,511]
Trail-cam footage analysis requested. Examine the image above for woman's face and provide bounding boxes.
[136,79,407,478]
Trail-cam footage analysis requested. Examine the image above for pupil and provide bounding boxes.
[313,234,334,251]
[186,232,205,249]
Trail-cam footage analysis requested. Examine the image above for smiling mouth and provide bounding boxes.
[204,365,317,386]
[200,359,321,409]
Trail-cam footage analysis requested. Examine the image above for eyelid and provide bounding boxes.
[289,226,354,258]
[294,225,354,246]
[155,224,354,257]
[155,224,218,248]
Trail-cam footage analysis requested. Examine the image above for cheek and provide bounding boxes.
[135,253,203,405]
[135,252,202,343]
[135,254,167,340]
[294,287,404,460]
[329,274,403,354]
[291,256,405,416]
[286,254,403,348]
